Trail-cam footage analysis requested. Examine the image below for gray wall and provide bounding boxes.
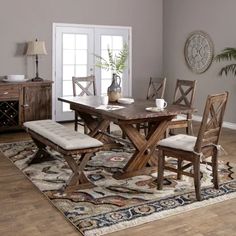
[2,0,235,123]
[163,0,236,123]
[0,0,163,99]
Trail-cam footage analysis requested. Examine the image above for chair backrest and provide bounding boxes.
[72,75,97,96]
[194,92,229,153]
[146,77,166,100]
[173,79,197,107]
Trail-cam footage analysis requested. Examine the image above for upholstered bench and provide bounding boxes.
[24,120,103,191]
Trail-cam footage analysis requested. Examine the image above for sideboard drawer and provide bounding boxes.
[0,85,20,100]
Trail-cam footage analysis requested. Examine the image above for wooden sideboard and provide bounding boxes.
[0,80,53,132]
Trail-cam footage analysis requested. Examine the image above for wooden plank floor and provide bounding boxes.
[0,124,236,236]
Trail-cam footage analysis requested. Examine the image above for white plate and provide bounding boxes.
[2,78,29,83]
[145,107,164,112]
[117,98,134,104]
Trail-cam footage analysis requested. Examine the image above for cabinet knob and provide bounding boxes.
[3,91,9,95]
[23,104,29,107]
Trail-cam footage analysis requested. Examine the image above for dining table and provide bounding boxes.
[58,96,196,179]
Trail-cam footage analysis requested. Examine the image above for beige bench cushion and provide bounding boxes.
[158,134,197,152]
[24,120,103,150]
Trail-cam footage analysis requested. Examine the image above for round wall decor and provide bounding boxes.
[184,31,214,74]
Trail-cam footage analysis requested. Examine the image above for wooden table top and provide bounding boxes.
[59,96,196,122]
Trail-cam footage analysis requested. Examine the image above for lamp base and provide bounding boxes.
[31,77,44,82]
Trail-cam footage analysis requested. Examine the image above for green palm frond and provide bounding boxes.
[115,43,129,74]
[94,43,129,76]
[214,47,236,76]
[219,63,236,76]
[107,47,116,72]
[94,54,110,69]
[214,48,236,62]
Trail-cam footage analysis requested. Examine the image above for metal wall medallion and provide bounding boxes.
[184,31,214,74]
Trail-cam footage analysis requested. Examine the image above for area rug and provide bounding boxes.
[1,141,236,236]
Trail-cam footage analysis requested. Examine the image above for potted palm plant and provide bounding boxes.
[95,43,129,102]
[214,47,236,76]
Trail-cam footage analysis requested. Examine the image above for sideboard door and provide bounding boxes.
[22,84,52,123]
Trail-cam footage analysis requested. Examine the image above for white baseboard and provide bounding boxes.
[192,115,236,130]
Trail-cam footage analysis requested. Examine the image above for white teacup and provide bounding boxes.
[101,95,109,105]
[155,98,167,110]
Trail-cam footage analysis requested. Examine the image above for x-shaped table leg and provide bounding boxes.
[115,117,174,178]
[78,111,122,149]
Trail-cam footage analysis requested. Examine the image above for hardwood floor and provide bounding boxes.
[0,150,80,236]
[0,123,235,236]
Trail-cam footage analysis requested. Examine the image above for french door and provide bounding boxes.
[53,24,131,121]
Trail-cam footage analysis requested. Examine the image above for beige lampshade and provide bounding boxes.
[26,40,47,55]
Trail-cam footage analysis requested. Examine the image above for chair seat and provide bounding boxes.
[158,134,197,152]
[171,114,187,121]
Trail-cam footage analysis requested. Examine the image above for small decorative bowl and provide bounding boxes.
[6,75,25,81]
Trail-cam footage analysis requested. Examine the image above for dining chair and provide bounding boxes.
[137,77,167,135]
[166,79,197,136]
[146,77,167,100]
[157,91,229,201]
[72,75,96,133]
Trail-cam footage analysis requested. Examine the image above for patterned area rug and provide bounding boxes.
[1,141,236,236]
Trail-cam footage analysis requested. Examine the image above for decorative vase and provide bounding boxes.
[107,73,122,102]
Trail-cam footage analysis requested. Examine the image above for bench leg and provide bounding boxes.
[63,153,95,192]
[30,138,52,164]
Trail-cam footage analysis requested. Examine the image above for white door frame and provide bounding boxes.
[52,23,132,121]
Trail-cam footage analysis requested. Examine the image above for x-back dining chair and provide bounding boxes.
[166,79,197,136]
[72,75,96,133]
[137,77,167,135]
[157,91,229,201]
[146,77,167,100]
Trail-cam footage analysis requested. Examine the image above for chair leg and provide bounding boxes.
[193,158,201,201]
[157,150,165,190]
[165,127,169,138]
[136,123,140,132]
[212,148,219,189]
[74,113,78,131]
[144,125,148,136]
[122,132,126,139]
[84,125,89,134]
[107,125,111,134]
[177,159,183,180]
[186,120,193,135]
[147,122,152,135]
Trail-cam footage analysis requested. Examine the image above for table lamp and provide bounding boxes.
[26,39,47,81]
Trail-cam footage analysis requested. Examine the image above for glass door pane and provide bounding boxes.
[55,27,94,121]
[94,28,130,97]
[62,33,88,112]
